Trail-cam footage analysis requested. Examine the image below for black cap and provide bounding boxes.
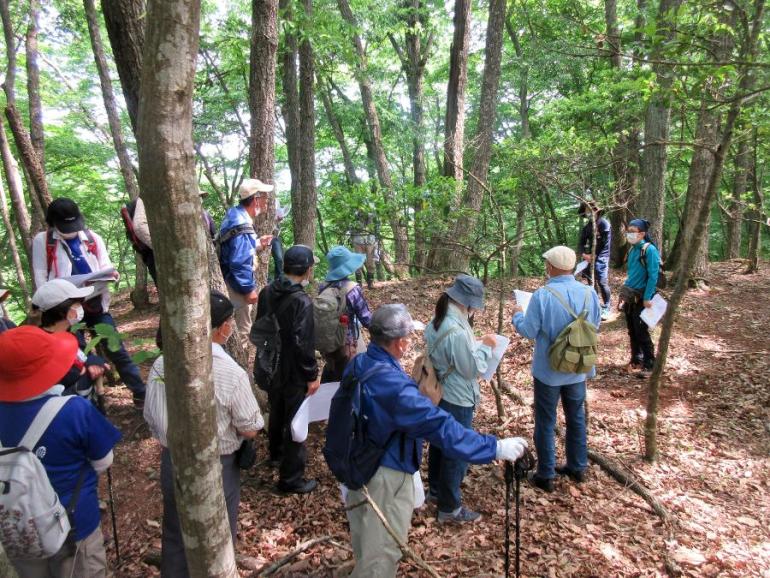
[283,245,319,274]
[46,198,84,234]
[210,291,234,328]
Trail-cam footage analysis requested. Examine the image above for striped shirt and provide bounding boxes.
[144,343,263,455]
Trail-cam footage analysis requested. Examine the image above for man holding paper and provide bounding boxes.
[512,246,601,492]
[32,198,146,407]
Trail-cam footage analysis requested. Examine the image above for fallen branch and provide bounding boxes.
[254,536,340,577]
[587,449,672,523]
[359,485,442,578]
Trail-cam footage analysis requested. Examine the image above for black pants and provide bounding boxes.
[268,384,308,488]
[321,347,348,383]
[624,299,655,369]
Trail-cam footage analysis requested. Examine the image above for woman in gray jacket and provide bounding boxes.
[425,275,497,523]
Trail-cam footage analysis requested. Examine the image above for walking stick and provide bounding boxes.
[504,450,535,578]
[95,377,121,564]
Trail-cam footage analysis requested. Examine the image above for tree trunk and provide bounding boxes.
[0,116,32,258]
[746,128,763,273]
[26,0,44,170]
[336,0,409,273]
[295,0,316,249]
[101,0,146,134]
[250,0,278,287]
[726,134,749,259]
[319,78,359,186]
[637,0,683,252]
[279,0,302,227]
[83,0,148,307]
[137,0,238,575]
[645,0,765,461]
[445,0,506,272]
[0,177,30,305]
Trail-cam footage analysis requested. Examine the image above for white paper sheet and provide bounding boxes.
[478,334,510,381]
[639,294,667,328]
[340,472,425,510]
[290,382,341,442]
[412,320,426,331]
[513,290,533,314]
[574,260,589,276]
[63,267,117,287]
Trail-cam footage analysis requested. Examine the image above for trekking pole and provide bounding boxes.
[95,377,121,565]
[504,461,514,578]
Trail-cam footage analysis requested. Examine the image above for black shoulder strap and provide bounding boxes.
[66,464,90,522]
[216,223,255,245]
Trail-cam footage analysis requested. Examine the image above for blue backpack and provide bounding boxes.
[323,362,395,490]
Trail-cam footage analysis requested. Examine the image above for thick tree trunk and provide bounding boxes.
[726,135,749,259]
[336,0,409,273]
[0,178,30,305]
[101,0,146,134]
[83,0,148,307]
[250,0,278,287]
[445,0,506,272]
[0,116,32,258]
[26,0,44,170]
[279,0,302,224]
[137,0,238,575]
[295,0,316,249]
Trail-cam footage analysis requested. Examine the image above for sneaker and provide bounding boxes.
[527,472,554,493]
[555,465,585,483]
[437,506,481,524]
[600,307,611,321]
[276,479,318,495]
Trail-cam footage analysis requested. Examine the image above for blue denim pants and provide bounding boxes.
[428,399,474,513]
[533,378,587,479]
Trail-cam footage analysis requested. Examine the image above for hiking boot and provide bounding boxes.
[635,367,652,379]
[555,465,586,484]
[527,472,554,493]
[132,392,145,410]
[437,506,481,524]
[276,479,318,495]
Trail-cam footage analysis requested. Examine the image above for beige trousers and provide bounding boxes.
[12,524,108,578]
[226,283,254,347]
[346,466,415,578]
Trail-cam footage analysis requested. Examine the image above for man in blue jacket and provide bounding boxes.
[512,246,601,492]
[342,304,528,578]
[218,178,274,344]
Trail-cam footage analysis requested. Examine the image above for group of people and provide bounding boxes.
[0,184,664,577]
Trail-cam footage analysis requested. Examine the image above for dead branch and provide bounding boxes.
[254,535,341,577]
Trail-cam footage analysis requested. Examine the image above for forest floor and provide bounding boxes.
[99,261,769,578]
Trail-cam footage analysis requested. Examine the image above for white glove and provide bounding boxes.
[496,437,528,462]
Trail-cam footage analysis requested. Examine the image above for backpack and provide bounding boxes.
[214,223,255,260]
[640,242,668,290]
[323,362,396,490]
[0,397,73,559]
[411,326,460,405]
[249,293,298,391]
[545,287,598,374]
[120,199,152,259]
[313,282,356,355]
[45,228,99,279]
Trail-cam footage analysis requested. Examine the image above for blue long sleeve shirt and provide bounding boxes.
[512,275,601,386]
[218,205,258,294]
[623,242,660,302]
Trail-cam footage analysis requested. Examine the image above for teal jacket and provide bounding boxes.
[424,304,493,408]
[624,242,660,301]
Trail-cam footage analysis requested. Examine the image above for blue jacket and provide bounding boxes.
[624,242,660,302]
[578,216,611,260]
[219,205,257,294]
[344,343,497,475]
[512,275,601,386]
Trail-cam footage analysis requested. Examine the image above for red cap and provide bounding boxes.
[0,326,79,402]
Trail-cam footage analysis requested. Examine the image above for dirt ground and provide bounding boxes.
[99,261,770,577]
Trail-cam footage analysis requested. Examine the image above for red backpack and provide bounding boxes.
[45,229,99,278]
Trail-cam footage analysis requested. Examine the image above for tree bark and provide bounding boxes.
[0,116,32,258]
[726,134,749,259]
[137,0,238,575]
[0,177,30,305]
[101,0,146,134]
[746,128,763,273]
[26,0,44,170]
[295,0,316,249]
[336,0,409,273]
[279,0,302,226]
[443,0,471,181]
[444,0,506,272]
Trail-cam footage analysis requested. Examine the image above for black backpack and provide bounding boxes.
[249,294,297,391]
[323,362,397,490]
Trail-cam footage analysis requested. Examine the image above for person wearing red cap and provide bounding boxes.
[0,326,122,577]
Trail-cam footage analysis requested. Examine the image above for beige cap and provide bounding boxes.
[238,178,274,200]
[542,246,577,271]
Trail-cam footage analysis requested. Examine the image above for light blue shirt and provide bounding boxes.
[425,303,493,407]
[512,275,601,386]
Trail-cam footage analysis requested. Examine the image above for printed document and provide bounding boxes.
[290,381,341,442]
[478,334,510,381]
[640,294,667,328]
[513,290,533,314]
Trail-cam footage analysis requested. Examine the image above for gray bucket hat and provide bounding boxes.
[445,274,485,310]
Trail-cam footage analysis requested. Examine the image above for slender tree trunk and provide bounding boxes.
[726,134,749,259]
[279,0,302,224]
[337,0,409,273]
[295,0,316,249]
[319,79,359,186]
[0,178,30,305]
[137,0,238,574]
[83,0,148,307]
[644,0,764,461]
[746,128,763,273]
[445,0,506,272]
[250,0,278,286]
[0,116,32,257]
[26,0,44,170]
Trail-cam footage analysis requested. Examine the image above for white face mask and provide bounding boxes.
[56,228,79,240]
[221,319,234,341]
[68,304,84,325]
[300,278,310,288]
[626,232,642,245]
